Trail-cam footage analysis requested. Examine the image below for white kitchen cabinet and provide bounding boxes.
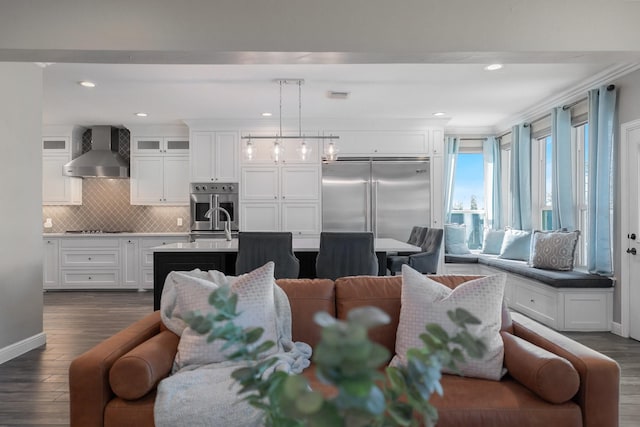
[130,155,189,205]
[42,133,83,205]
[43,238,59,289]
[324,131,428,157]
[140,236,189,289]
[132,136,189,154]
[190,131,239,182]
[240,165,320,235]
[121,238,139,289]
[43,234,189,290]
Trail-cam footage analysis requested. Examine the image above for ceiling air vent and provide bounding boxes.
[327,91,350,100]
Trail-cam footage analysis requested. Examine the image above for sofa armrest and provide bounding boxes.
[511,312,620,427]
[69,311,164,427]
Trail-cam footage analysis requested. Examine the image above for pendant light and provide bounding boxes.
[242,79,338,161]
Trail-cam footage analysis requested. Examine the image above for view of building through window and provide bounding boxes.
[450,153,485,250]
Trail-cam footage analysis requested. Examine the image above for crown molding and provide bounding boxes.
[493,62,640,135]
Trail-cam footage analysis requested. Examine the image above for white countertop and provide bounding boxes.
[152,237,420,253]
[43,232,190,238]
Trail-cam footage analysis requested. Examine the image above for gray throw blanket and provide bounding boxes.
[155,270,312,427]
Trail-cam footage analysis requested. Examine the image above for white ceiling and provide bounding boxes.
[42,62,618,132]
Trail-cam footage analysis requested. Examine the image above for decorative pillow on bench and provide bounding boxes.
[445,223,471,254]
[529,230,580,271]
[481,229,505,255]
[498,229,532,261]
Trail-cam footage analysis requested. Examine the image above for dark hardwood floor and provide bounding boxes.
[0,291,639,426]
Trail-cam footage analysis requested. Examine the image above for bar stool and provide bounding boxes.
[235,232,300,279]
[315,232,378,280]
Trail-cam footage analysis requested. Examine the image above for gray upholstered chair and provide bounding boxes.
[315,232,378,280]
[235,232,300,279]
[387,227,444,275]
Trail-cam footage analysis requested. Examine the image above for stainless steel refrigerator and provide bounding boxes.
[322,158,430,241]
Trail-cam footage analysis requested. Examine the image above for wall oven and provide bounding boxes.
[190,182,239,240]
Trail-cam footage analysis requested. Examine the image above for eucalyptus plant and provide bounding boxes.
[184,285,486,427]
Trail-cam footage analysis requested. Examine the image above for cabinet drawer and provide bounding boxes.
[60,238,120,249]
[61,250,119,267]
[563,292,611,330]
[141,268,154,289]
[61,270,119,288]
[141,237,187,267]
[514,283,557,325]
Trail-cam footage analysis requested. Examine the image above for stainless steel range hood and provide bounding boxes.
[63,126,129,178]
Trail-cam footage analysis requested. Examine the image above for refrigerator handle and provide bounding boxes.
[364,181,371,232]
[372,180,378,236]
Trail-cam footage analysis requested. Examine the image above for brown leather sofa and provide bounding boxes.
[69,275,620,427]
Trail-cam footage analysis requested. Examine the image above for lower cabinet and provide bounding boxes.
[43,235,189,290]
[240,202,320,236]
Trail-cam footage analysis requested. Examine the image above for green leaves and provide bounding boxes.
[184,285,488,427]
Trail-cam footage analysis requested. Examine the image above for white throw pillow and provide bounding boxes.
[162,262,279,370]
[392,265,506,380]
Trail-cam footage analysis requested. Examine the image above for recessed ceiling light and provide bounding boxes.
[484,64,503,71]
[261,112,272,117]
[79,81,96,88]
[433,112,446,117]
[135,112,148,117]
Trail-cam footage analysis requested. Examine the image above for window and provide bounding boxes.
[574,123,589,266]
[540,135,553,231]
[449,151,485,250]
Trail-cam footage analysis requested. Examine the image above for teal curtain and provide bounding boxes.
[587,85,617,275]
[510,124,532,230]
[551,107,575,230]
[443,137,459,223]
[483,136,503,229]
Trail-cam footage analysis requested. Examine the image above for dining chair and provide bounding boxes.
[315,232,378,280]
[235,232,300,279]
[387,227,444,275]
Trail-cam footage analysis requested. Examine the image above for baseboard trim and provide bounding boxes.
[611,322,624,337]
[0,332,47,365]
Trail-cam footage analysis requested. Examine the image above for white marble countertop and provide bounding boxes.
[43,232,190,238]
[152,237,420,253]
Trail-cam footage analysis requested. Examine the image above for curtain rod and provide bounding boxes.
[497,84,615,139]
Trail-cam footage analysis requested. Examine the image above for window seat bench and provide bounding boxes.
[443,253,614,332]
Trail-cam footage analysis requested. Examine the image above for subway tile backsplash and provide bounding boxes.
[43,129,190,233]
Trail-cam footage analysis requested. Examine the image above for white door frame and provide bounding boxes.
[620,119,640,338]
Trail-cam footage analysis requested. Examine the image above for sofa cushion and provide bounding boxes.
[109,330,179,400]
[161,262,279,369]
[529,230,580,271]
[392,266,506,380]
[276,278,335,348]
[499,229,532,261]
[501,331,580,404]
[431,375,582,427]
[445,223,471,254]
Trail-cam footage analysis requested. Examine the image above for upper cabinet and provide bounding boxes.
[129,128,190,206]
[323,131,429,157]
[131,136,190,154]
[190,131,239,182]
[42,126,84,205]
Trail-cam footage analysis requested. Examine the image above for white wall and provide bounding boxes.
[0,63,45,360]
[611,69,640,323]
[0,0,639,63]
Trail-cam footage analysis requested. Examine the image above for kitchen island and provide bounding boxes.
[152,238,420,309]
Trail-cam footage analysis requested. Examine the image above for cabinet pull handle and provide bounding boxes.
[530,299,535,303]
[88,257,92,260]
[88,276,92,280]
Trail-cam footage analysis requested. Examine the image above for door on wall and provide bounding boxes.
[623,119,640,341]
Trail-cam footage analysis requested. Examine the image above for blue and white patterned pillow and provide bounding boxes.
[529,230,580,271]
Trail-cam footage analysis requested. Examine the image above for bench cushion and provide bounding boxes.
[478,256,612,288]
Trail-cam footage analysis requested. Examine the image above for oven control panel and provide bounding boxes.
[190,182,237,194]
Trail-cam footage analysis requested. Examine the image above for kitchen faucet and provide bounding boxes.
[204,206,232,241]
